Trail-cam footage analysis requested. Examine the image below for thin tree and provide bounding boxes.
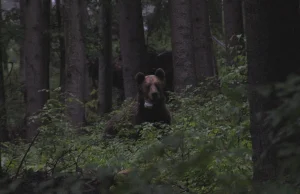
[80,0,91,106]
[169,0,197,92]
[98,0,112,115]
[56,0,66,93]
[0,0,9,142]
[191,0,216,80]
[19,0,26,103]
[118,0,146,98]
[64,0,86,127]
[24,0,50,139]
[42,0,50,98]
[245,0,300,183]
[223,0,244,66]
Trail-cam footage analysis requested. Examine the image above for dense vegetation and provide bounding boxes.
[1,0,300,193]
[1,47,296,194]
[1,62,254,194]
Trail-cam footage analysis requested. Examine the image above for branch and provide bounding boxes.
[74,145,91,173]
[212,36,226,49]
[50,146,75,175]
[4,155,17,173]
[15,131,40,178]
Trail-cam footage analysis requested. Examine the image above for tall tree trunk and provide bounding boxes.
[169,0,197,93]
[24,0,50,139]
[98,0,112,115]
[245,0,300,183]
[223,0,244,66]
[0,0,9,142]
[191,0,216,80]
[42,0,50,99]
[19,0,26,104]
[80,0,90,106]
[118,0,146,98]
[242,0,246,36]
[64,0,86,127]
[56,0,66,94]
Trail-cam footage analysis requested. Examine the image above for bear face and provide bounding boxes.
[135,68,166,109]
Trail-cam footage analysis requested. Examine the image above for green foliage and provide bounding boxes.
[3,1,300,193]
[258,74,300,187]
[0,63,254,193]
[1,10,255,189]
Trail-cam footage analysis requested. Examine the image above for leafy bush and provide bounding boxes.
[0,62,254,193]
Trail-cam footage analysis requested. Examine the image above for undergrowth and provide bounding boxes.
[0,62,256,194]
[3,62,300,193]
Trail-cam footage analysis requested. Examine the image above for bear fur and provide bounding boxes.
[103,68,171,139]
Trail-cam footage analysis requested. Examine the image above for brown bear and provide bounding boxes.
[103,68,171,139]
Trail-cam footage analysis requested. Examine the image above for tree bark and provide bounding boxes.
[42,0,51,99]
[245,0,300,183]
[191,0,216,80]
[169,0,197,93]
[0,0,9,142]
[98,0,113,115]
[118,0,146,98]
[80,0,90,106]
[56,0,66,94]
[24,0,50,139]
[19,0,26,104]
[223,0,244,66]
[64,0,86,127]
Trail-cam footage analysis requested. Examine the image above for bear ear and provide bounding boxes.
[155,68,165,81]
[135,72,145,85]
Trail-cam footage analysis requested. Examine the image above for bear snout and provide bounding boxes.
[149,84,161,101]
[151,92,159,100]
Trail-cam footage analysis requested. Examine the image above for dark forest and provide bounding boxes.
[1,0,300,193]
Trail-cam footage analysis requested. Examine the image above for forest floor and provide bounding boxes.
[0,64,256,193]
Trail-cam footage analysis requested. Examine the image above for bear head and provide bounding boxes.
[135,68,166,109]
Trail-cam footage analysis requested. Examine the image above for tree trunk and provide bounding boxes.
[242,0,246,35]
[245,0,300,183]
[80,0,90,106]
[0,0,9,142]
[118,0,146,98]
[223,0,244,66]
[19,0,26,104]
[64,0,86,127]
[191,0,216,80]
[169,0,197,93]
[42,0,51,99]
[24,0,50,139]
[56,0,66,94]
[98,0,112,115]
